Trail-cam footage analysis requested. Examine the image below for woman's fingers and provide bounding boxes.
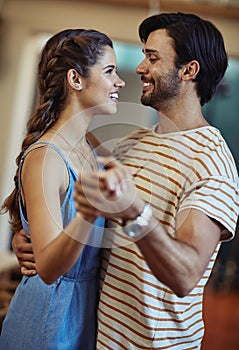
[97,156,133,194]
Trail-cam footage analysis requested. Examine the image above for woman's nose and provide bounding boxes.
[115,79,126,88]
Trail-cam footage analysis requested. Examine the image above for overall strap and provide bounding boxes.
[17,141,74,212]
[18,141,72,191]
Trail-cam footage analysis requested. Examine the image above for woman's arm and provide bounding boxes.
[21,147,94,284]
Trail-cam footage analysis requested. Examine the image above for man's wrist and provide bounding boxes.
[123,203,153,238]
[122,200,145,223]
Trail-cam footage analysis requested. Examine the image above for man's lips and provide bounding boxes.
[142,82,154,93]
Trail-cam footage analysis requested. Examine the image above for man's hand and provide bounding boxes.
[74,157,145,222]
[12,229,36,276]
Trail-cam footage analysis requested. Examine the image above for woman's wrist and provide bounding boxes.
[63,213,93,244]
[76,211,97,224]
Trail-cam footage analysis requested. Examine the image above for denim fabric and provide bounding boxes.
[0,142,104,350]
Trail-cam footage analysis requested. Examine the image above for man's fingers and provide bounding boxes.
[17,257,36,274]
[17,252,36,263]
[78,172,101,188]
[21,267,37,276]
[18,229,30,239]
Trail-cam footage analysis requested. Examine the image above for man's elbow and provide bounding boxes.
[173,284,194,298]
[168,274,200,298]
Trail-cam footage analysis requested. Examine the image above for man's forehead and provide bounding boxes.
[143,30,174,52]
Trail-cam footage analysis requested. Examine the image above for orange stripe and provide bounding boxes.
[98,311,204,344]
[101,269,202,310]
[185,132,231,177]
[97,331,128,350]
[100,295,202,325]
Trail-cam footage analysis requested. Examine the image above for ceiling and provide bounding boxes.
[70,0,239,19]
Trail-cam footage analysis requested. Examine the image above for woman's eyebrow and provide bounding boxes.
[103,64,115,69]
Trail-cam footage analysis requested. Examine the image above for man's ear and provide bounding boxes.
[181,60,200,80]
[67,69,82,90]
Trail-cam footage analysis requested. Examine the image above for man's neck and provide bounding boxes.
[155,101,209,134]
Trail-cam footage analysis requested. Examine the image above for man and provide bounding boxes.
[13,12,239,349]
[74,12,239,349]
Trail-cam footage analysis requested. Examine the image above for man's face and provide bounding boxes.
[136,29,182,110]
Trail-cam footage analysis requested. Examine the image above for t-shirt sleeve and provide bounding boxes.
[178,176,239,241]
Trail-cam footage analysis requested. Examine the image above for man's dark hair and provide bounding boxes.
[139,12,228,106]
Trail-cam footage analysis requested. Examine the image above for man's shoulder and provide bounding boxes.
[113,126,153,157]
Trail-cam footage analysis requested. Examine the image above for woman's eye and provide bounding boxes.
[106,68,114,74]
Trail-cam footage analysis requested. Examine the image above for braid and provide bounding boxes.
[1,28,113,233]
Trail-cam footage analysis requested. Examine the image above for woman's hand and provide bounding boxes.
[74,157,145,222]
[12,230,37,276]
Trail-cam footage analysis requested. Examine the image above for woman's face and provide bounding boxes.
[80,46,125,115]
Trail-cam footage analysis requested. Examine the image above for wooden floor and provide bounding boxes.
[201,287,239,350]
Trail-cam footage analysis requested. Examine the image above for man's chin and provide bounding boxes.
[141,96,151,106]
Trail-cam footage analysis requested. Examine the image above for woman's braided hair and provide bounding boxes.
[1,28,113,233]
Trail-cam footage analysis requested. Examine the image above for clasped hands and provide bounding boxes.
[12,157,145,276]
[74,157,145,223]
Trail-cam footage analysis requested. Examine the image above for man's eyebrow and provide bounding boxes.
[142,48,159,54]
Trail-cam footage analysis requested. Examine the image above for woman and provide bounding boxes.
[0,28,125,349]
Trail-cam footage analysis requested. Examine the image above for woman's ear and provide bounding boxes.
[181,60,200,80]
[67,69,82,90]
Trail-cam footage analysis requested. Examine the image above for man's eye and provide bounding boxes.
[106,68,114,74]
[149,58,157,63]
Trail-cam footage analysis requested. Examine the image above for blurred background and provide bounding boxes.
[0,1,239,349]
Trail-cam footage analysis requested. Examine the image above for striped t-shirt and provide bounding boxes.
[97,125,239,350]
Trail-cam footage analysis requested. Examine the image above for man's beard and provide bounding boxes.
[141,68,181,110]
